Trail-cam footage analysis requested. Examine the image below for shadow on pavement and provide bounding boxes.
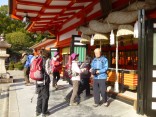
[0,93,9,99]
[51,84,71,92]
[13,78,24,83]
[9,87,24,91]
[48,101,69,115]
[10,82,25,87]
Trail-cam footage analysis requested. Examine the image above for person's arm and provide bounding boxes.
[45,59,50,74]
[21,55,27,64]
[98,58,108,74]
[53,60,61,67]
[72,62,82,74]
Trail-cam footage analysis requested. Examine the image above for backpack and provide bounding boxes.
[50,59,54,72]
[65,56,72,78]
[29,57,43,81]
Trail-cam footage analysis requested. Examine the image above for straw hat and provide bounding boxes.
[54,52,59,57]
[22,52,27,57]
[71,53,79,60]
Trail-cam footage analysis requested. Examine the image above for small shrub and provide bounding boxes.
[14,62,24,70]
[8,61,14,70]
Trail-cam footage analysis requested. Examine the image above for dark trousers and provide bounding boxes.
[52,72,60,87]
[78,78,90,96]
[93,79,107,104]
[36,83,50,114]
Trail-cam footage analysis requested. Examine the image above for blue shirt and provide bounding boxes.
[24,54,34,68]
[91,56,108,79]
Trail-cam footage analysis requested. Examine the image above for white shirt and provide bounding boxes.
[71,61,81,81]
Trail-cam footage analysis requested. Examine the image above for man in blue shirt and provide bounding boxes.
[23,51,34,86]
[91,48,108,107]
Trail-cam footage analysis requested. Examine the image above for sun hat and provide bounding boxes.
[71,53,79,60]
[22,52,26,57]
[54,52,59,57]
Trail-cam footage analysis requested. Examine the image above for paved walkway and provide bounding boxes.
[6,70,146,117]
[0,83,9,117]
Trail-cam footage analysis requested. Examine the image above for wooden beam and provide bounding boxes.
[16,0,44,7]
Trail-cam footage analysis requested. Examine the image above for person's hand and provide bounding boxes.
[89,68,92,72]
[96,70,100,74]
[81,68,86,72]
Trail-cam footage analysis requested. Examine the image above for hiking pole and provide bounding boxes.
[31,93,36,103]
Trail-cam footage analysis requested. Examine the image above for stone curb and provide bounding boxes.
[0,85,9,117]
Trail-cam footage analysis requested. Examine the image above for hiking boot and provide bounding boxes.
[86,94,92,98]
[45,111,50,115]
[26,83,31,86]
[55,84,58,89]
[64,97,70,103]
[69,102,78,106]
[35,112,41,116]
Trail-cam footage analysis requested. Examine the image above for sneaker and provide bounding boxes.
[55,84,58,89]
[36,112,41,116]
[42,114,46,117]
[86,94,92,98]
[26,83,31,86]
[93,103,99,107]
[64,98,70,103]
[45,111,50,115]
[69,102,78,106]
[103,102,108,107]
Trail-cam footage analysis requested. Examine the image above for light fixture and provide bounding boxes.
[134,21,138,38]
[33,34,37,38]
[22,13,29,24]
[90,35,94,46]
[110,30,115,45]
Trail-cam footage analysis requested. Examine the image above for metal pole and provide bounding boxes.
[121,70,124,93]
[114,36,119,93]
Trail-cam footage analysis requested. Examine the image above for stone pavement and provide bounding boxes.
[0,83,9,117]
[6,70,147,117]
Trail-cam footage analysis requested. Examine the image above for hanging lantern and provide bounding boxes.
[110,30,115,45]
[134,21,139,38]
[90,35,94,46]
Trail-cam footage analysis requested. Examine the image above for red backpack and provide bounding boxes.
[65,56,72,78]
[29,57,43,81]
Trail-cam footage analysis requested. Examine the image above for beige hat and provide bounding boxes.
[22,52,26,57]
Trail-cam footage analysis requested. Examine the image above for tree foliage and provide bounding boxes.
[6,32,33,51]
[0,5,44,61]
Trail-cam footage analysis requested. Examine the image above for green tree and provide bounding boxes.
[0,5,46,62]
[6,32,33,51]
[0,5,8,14]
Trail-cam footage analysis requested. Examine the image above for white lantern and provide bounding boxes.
[110,30,115,45]
[90,35,94,46]
[134,21,139,38]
